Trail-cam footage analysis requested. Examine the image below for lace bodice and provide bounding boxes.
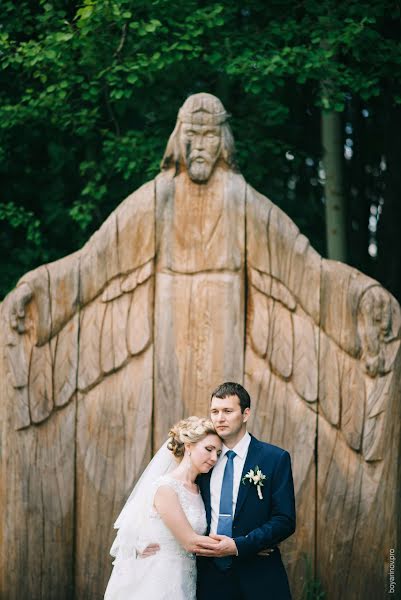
[145,474,207,557]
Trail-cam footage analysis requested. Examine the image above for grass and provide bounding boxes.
[301,553,326,600]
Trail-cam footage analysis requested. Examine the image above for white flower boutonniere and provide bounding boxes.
[242,465,267,500]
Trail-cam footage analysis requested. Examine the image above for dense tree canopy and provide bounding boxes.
[1,0,400,301]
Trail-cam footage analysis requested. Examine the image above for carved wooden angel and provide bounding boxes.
[0,93,399,600]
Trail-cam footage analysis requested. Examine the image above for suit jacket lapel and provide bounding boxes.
[199,470,212,528]
[234,435,262,521]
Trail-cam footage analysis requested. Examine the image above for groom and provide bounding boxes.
[196,382,296,600]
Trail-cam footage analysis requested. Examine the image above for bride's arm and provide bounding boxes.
[154,485,217,554]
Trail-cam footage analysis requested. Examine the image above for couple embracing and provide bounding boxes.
[104,382,296,600]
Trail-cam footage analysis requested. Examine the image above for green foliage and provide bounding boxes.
[1,0,400,298]
[301,553,326,600]
[0,202,41,246]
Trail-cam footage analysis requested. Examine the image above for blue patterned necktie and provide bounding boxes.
[214,450,236,571]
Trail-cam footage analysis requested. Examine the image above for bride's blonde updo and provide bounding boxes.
[167,416,217,460]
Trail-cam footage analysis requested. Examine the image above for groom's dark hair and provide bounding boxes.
[210,382,251,413]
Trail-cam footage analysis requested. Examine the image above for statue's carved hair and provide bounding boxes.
[167,416,217,459]
[160,93,239,174]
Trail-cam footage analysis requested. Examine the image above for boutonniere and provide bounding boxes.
[242,465,267,500]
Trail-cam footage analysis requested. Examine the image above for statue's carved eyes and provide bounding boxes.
[184,130,218,139]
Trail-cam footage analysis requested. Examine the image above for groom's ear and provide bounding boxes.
[242,407,250,423]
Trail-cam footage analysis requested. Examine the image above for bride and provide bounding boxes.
[104,416,222,599]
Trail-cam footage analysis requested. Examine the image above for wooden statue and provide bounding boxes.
[0,93,399,599]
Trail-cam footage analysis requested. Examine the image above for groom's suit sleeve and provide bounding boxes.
[233,450,296,559]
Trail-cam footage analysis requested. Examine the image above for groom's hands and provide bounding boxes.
[195,534,238,557]
[195,534,276,558]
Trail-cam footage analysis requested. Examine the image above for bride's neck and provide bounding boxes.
[172,456,199,484]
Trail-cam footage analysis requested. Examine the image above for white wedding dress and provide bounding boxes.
[104,473,207,600]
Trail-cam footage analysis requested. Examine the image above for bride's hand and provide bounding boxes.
[189,534,219,554]
[194,533,237,557]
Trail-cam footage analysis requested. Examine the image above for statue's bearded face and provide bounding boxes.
[179,122,222,183]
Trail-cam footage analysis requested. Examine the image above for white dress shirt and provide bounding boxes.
[210,431,251,534]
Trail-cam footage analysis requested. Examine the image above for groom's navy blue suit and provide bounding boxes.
[197,434,296,600]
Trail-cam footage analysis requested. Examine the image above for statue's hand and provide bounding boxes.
[8,283,33,334]
[358,286,393,376]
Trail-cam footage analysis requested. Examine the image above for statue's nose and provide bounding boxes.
[194,135,204,149]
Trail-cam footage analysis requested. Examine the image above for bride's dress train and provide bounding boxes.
[104,475,207,600]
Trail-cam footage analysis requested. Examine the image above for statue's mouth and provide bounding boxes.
[187,153,216,182]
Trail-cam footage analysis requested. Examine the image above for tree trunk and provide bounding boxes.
[321,110,347,262]
[376,101,401,304]
[346,98,370,275]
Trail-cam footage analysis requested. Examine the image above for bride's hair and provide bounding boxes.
[167,416,216,459]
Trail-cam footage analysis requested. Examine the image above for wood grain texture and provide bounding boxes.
[0,373,76,600]
[4,330,32,429]
[268,202,300,287]
[77,299,106,392]
[75,353,152,599]
[318,332,341,426]
[18,264,52,345]
[292,312,318,403]
[246,181,401,599]
[317,365,401,600]
[248,284,270,358]
[116,180,155,275]
[100,291,131,374]
[156,168,246,273]
[49,252,80,339]
[79,212,119,306]
[362,373,391,461]
[320,259,380,357]
[29,341,53,423]
[287,234,321,324]
[154,271,245,449]
[153,166,246,448]
[340,353,365,451]
[316,293,401,598]
[267,299,293,380]
[126,276,153,355]
[53,313,79,408]
[245,349,316,600]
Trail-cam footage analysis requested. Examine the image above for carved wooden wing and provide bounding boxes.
[1,259,154,431]
[245,189,401,464]
[0,189,156,598]
[1,177,156,435]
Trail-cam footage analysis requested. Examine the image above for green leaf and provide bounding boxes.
[54,32,73,42]
[127,73,138,84]
[76,5,94,20]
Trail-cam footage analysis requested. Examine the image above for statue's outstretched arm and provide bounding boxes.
[246,183,401,460]
[3,180,155,345]
[1,180,155,429]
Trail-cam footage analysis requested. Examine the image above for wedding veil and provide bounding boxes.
[109,441,176,569]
